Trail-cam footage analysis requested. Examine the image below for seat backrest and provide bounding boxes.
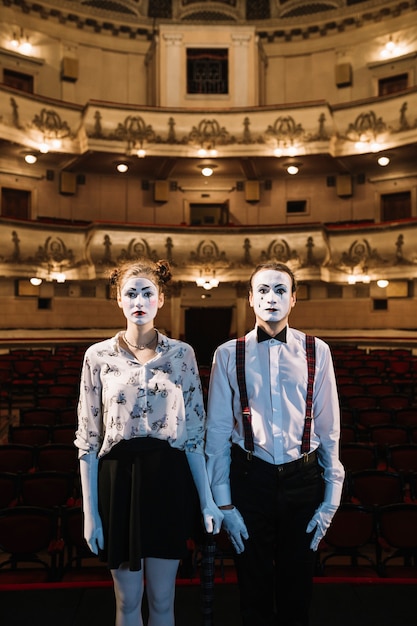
[377,503,417,549]
[324,503,375,548]
[387,444,417,474]
[341,443,377,472]
[9,425,50,446]
[20,471,75,508]
[36,444,78,472]
[0,444,35,473]
[351,470,404,506]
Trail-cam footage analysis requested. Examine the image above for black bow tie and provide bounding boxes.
[257,326,287,344]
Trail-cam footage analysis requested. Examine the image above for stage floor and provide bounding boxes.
[1,581,417,626]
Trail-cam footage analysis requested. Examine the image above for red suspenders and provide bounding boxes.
[235,333,316,458]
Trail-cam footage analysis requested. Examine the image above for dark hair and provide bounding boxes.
[109,258,172,296]
[249,262,297,293]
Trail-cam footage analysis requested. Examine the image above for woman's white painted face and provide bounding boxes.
[117,277,163,325]
[249,269,296,324]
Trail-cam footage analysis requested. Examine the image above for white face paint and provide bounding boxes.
[117,277,163,326]
[249,269,296,325]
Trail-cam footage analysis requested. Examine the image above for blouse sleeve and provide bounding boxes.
[74,349,104,458]
[181,344,206,455]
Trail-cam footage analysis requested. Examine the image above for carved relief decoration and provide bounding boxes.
[32,108,73,140]
[189,239,228,265]
[186,119,234,149]
[333,238,387,273]
[113,116,159,150]
[344,110,386,143]
[118,238,157,262]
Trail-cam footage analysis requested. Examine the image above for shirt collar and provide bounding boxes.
[257,326,287,344]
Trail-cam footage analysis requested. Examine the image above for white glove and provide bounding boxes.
[79,453,104,554]
[186,451,224,534]
[222,507,249,554]
[306,502,338,551]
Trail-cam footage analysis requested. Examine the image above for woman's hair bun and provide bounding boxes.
[109,268,119,286]
[155,260,172,285]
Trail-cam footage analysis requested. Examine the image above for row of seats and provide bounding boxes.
[315,502,417,579]
[0,470,79,510]
[9,423,75,445]
[18,407,77,426]
[0,501,416,584]
[0,505,110,584]
[341,422,417,447]
[0,443,78,474]
[341,442,417,474]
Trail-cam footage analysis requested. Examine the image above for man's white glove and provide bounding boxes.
[186,451,224,534]
[222,507,249,554]
[79,453,104,554]
[306,502,338,551]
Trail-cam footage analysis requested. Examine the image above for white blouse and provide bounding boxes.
[205,326,345,507]
[74,331,206,458]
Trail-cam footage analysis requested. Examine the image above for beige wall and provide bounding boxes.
[0,284,415,335]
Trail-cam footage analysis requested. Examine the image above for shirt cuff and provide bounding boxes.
[212,483,232,507]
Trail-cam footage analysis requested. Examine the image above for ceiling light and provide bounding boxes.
[274,148,283,157]
[196,270,219,290]
[20,38,32,55]
[24,154,37,164]
[10,33,19,49]
[378,156,390,167]
[137,149,146,158]
[377,279,389,288]
[53,272,66,283]
[198,164,217,177]
[197,148,208,157]
[30,277,42,286]
[39,142,49,154]
[116,163,128,173]
[287,165,299,175]
[355,141,367,151]
[9,28,32,54]
[380,37,402,59]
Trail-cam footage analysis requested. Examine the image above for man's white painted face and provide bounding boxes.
[249,269,296,323]
[117,277,163,325]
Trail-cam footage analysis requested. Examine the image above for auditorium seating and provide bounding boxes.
[0,341,416,582]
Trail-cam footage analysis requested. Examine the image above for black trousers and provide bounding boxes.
[230,445,323,626]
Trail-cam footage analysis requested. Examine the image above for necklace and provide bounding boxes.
[124,329,157,351]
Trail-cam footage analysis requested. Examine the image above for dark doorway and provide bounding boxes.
[190,201,229,226]
[185,307,233,366]
[381,191,411,221]
[1,188,31,219]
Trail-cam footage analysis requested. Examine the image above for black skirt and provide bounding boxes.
[98,437,198,571]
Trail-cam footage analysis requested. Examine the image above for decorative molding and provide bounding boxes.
[3,86,417,160]
[2,0,415,43]
[0,219,416,284]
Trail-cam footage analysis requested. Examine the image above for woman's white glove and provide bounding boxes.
[79,453,104,554]
[306,502,338,551]
[222,507,249,554]
[186,451,224,534]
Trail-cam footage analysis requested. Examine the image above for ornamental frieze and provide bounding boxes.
[117,238,157,262]
[1,221,416,283]
[189,240,228,265]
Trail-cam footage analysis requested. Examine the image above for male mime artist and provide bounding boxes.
[206,261,345,626]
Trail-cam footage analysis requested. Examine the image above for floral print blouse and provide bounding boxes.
[74,331,206,458]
